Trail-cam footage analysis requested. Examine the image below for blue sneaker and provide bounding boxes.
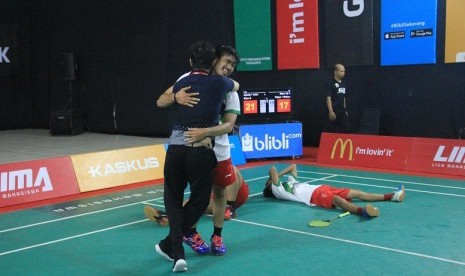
[210,234,226,256]
[182,232,210,254]
[361,204,379,218]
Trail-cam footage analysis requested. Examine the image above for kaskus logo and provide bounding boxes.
[1,167,54,195]
[241,132,299,152]
[88,157,160,177]
[331,138,354,161]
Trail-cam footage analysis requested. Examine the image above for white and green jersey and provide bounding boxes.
[271,176,320,206]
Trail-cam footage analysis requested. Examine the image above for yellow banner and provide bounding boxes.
[445,0,465,63]
[71,145,166,192]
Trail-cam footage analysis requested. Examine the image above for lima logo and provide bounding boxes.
[241,133,294,152]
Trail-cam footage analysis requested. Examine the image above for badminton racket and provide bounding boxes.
[308,211,350,227]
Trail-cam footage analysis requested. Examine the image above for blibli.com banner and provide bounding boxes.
[381,0,437,66]
[239,123,302,159]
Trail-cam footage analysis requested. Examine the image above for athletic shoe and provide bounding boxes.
[210,234,226,256]
[391,185,405,202]
[362,204,379,218]
[155,241,174,261]
[182,232,210,254]
[144,206,169,226]
[172,259,187,272]
[224,205,237,220]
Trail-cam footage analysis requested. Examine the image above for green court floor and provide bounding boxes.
[1,163,464,275]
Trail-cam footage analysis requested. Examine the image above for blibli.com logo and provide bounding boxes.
[242,132,300,152]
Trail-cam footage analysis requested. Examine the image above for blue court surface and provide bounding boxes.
[1,163,464,275]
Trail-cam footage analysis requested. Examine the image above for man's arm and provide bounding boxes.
[277,164,297,178]
[232,79,239,92]
[184,112,238,143]
[156,86,200,108]
[326,96,336,121]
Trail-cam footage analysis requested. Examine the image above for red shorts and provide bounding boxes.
[233,180,249,209]
[310,185,350,209]
[212,158,236,188]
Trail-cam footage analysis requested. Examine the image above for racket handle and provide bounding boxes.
[339,211,350,218]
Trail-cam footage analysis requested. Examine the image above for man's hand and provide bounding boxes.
[184,128,210,143]
[329,111,336,121]
[175,86,200,107]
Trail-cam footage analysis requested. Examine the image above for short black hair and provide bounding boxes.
[189,41,216,70]
[263,184,276,198]
[215,45,240,65]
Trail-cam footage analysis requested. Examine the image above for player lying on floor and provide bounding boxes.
[262,164,405,217]
[144,166,249,226]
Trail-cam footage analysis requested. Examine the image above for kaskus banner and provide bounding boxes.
[381,0,438,66]
[325,0,374,67]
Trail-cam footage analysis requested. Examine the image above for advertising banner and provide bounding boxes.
[317,133,412,170]
[380,0,437,66]
[234,0,272,71]
[406,138,465,177]
[229,135,246,166]
[325,0,374,67]
[0,24,20,76]
[0,157,80,207]
[71,145,166,192]
[239,122,302,159]
[276,0,319,69]
[444,0,465,63]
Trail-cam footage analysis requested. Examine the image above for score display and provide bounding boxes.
[240,88,293,122]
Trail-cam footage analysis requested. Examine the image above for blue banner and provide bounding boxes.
[239,122,302,159]
[381,0,437,66]
[229,135,246,166]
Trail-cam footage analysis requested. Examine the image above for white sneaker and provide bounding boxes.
[391,185,405,202]
[173,259,187,272]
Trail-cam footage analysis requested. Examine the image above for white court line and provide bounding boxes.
[299,170,465,190]
[232,218,465,266]
[2,171,463,235]
[0,219,147,256]
[299,176,465,198]
[2,213,464,268]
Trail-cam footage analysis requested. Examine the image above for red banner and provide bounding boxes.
[276,0,319,69]
[317,133,412,171]
[0,157,80,207]
[407,138,465,176]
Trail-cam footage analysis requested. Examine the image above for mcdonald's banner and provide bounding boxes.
[276,0,319,69]
[380,0,437,66]
[325,0,374,67]
[318,133,465,177]
[71,145,166,192]
[234,0,272,71]
[317,133,411,171]
[444,0,465,63]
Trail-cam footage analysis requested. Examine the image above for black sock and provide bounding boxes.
[183,227,196,237]
[227,201,235,207]
[213,226,222,237]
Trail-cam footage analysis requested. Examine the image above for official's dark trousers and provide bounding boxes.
[162,144,217,260]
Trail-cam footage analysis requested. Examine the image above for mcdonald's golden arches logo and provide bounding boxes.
[331,138,354,160]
